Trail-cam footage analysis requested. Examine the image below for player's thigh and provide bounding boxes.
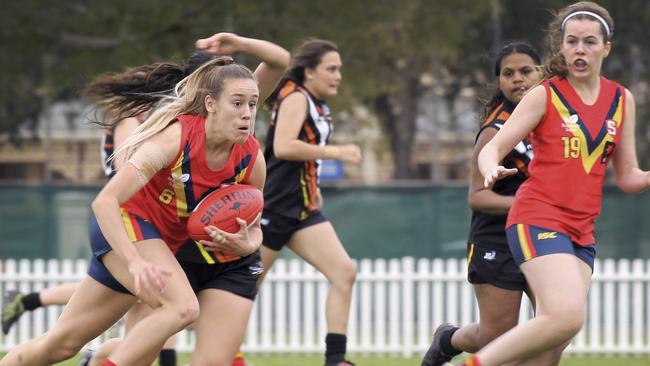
[259,244,281,276]
[520,253,591,315]
[48,276,135,347]
[287,221,354,280]
[102,238,196,308]
[192,289,253,361]
[474,284,522,334]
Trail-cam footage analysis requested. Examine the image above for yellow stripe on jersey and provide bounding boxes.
[549,88,623,174]
[194,241,216,264]
[234,167,248,183]
[612,93,623,126]
[517,224,533,261]
[171,151,188,217]
[120,208,137,242]
[299,168,310,219]
[467,243,475,268]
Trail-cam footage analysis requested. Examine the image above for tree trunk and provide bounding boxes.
[373,76,420,179]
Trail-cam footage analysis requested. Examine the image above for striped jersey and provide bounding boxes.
[507,76,625,245]
[468,99,533,250]
[263,81,332,220]
[100,115,145,178]
[100,126,117,177]
[122,114,260,263]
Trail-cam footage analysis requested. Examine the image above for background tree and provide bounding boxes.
[1,0,648,175]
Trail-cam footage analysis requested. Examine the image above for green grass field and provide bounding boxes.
[28,353,649,365]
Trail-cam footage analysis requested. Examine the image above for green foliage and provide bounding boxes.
[3,0,650,172]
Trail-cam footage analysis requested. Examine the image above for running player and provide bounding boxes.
[259,39,361,366]
[422,41,542,366]
[0,32,288,366]
[451,2,650,365]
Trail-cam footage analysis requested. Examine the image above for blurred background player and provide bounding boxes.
[259,38,361,366]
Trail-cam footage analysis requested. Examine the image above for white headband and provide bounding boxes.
[561,11,611,38]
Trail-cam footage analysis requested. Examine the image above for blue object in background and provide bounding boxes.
[320,159,345,182]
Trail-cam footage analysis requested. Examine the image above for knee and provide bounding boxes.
[546,305,585,340]
[478,321,516,348]
[331,259,357,289]
[45,335,84,361]
[168,297,200,330]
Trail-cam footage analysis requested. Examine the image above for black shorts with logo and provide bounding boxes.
[466,242,527,291]
[179,251,263,301]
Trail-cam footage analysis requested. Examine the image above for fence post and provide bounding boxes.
[603,258,616,352]
[402,257,414,357]
[359,258,373,353]
[416,258,431,351]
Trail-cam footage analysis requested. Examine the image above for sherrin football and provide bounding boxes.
[187,184,263,242]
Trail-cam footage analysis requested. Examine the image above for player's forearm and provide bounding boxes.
[239,37,290,70]
[616,168,650,194]
[469,189,514,214]
[274,140,340,161]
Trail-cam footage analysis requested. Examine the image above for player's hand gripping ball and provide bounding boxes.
[187,184,263,241]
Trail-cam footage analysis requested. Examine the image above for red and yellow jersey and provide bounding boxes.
[122,114,259,260]
[507,76,625,245]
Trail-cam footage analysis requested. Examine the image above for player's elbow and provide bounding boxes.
[91,194,113,215]
[615,172,647,194]
[616,180,644,194]
[273,145,297,160]
[468,193,481,211]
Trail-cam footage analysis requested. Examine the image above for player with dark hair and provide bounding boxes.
[260,38,361,366]
[422,41,542,366]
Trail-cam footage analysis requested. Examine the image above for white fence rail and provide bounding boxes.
[1,257,649,356]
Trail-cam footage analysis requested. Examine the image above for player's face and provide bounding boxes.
[561,18,611,79]
[304,51,342,99]
[208,78,259,144]
[498,53,540,105]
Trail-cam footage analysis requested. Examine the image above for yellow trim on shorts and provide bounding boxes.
[120,208,137,241]
[517,224,533,261]
[467,243,475,268]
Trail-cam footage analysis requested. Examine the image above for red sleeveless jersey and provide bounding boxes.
[507,76,625,245]
[122,114,259,254]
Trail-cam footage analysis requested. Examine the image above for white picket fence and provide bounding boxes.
[1,257,649,356]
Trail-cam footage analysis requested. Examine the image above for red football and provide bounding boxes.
[187,184,264,242]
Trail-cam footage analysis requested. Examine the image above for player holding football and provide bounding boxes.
[0,32,289,366]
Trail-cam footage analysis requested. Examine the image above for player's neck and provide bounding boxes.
[567,75,601,105]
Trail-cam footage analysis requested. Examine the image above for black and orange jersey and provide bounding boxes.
[263,81,332,220]
[468,99,534,250]
[100,126,116,177]
[100,115,145,178]
[122,114,260,263]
